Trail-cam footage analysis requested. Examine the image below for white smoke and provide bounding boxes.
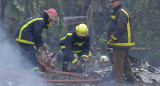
[0,21,48,86]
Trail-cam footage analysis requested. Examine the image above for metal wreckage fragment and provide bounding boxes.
[128,55,160,84]
[94,55,160,86]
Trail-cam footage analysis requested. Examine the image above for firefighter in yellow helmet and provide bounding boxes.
[59,23,90,72]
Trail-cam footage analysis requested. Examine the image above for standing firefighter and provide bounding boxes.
[15,8,58,70]
[59,23,90,72]
[107,0,135,84]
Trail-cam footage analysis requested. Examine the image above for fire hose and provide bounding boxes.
[0,59,103,85]
[0,49,103,84]
[37,58,103,83]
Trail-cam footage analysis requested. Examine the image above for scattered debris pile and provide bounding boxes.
[94,56,160,86]
[1,54,160,86]
[132,61,160,84]
[130,56,160,84]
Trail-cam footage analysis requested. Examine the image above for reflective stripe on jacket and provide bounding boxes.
[107,4,135,48]
[15,16,46,46]
[59,30,90,63]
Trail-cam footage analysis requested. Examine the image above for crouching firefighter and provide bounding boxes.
[15,8,58,71]
[59,23,90,72]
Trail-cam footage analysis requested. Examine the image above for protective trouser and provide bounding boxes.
[17,42,38,70]
[112,48,134,83]
[62,53,69,72]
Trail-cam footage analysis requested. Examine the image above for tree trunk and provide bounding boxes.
[0,0,6,21]
[57,0,65,33]
[87,0,97,55]
[25,0,30,18]
[87,0,94,27]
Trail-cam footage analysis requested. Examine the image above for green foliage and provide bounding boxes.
[6,0,25,23]
[5,0,160,66]
[125,0,160,66]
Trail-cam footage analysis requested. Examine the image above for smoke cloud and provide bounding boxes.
[0,20,48,86]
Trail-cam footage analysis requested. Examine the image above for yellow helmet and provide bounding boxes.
[76,23,88,37]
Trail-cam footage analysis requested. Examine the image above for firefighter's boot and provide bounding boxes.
[62,63,68,72]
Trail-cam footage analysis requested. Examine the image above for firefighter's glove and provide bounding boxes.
[72,59,81,67]
[42,44,47,51]
[35,43,45,51]
[109,39,114,43]
[75,60,81,67]
[107,48,113,54]
[35,45,41,51]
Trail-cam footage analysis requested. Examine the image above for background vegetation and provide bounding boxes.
[0,0,160,67]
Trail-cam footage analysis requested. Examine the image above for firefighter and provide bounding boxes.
[59,23,90,72]
[15,8,58,71]
[100,55,109,67]
[107,0,135,84]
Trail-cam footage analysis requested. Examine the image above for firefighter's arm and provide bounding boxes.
[64,36,76,64]
[71,58,81,67]
[108,38,114,43]
[81,37,90,62]
[34,20,44,48]
[111,11,128,41]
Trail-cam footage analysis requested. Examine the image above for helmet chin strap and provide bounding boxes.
[47,17,57,26]
[48,22,53,26]
[53,20,57,24]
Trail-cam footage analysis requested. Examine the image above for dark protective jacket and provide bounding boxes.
[15,12,49,47]
[107,4,135,48]
[59,30,90,63]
